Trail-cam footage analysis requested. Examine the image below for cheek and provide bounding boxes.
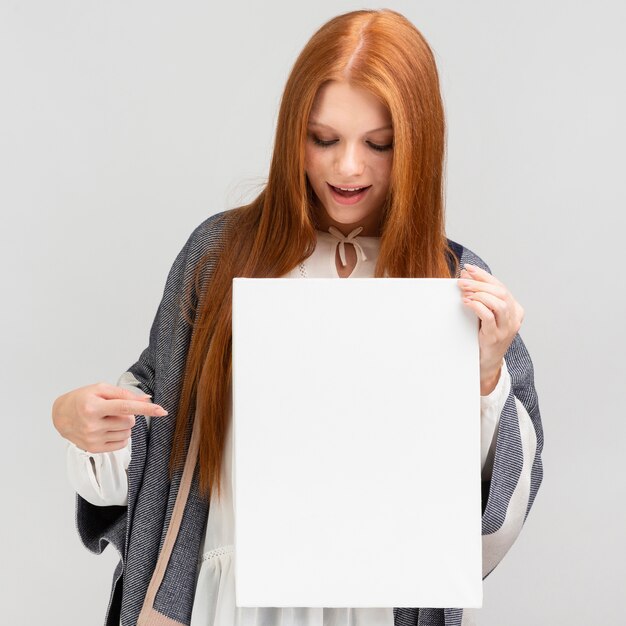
[376,157,393,186]
[304,150,324,181]
[305,161,325,203]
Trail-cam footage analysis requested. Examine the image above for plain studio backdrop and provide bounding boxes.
[1,1,623,624]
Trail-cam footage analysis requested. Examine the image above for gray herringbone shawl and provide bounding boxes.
[73,209,544,626]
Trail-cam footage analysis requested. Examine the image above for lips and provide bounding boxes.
[327,182,372,205]
[328,183,371,192]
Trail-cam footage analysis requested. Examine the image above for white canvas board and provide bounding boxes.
[231,277,483,608]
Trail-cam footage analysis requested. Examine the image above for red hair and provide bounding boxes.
[170,8,459,500]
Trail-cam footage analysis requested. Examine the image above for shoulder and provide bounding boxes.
[169,209,238,269]
[186,209,234,252]
[162,210,235,284]
[446,237,493,275]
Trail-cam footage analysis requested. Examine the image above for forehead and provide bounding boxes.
[309,80,392,129]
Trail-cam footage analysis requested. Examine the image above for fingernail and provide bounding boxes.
[156,407,168,416]
[464,263,477,272]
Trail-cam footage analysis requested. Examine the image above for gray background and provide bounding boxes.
[1,1,624,624]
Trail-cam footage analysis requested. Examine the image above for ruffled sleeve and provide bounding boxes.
[479,358,510,479]
[480,331,543,578]
[66,438,131,507]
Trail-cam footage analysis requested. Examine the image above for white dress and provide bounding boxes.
[66,226,511,626]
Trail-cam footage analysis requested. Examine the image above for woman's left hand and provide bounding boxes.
[457,263,525,395]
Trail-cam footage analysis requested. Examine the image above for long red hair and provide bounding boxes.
[170,8,459,500]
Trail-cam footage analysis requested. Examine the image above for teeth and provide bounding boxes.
[335,186,365,191]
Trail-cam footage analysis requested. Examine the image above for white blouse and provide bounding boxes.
[66,226,511,626]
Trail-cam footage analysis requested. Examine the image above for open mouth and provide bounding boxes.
[327,183,371,204]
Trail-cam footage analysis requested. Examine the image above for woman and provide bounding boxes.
[52,8,543,626]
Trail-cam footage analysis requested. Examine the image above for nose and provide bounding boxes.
[334,142,365,179]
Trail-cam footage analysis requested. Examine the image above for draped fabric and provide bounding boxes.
[73,209,544,626]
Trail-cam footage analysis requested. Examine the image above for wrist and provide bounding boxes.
[480,360,503,396]
[51,395,69,437]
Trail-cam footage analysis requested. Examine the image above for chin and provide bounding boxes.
[327,206,375,225]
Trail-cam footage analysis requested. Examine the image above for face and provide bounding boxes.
[305,80,394,237]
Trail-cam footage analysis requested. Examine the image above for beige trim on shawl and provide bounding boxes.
[137,407,201,626]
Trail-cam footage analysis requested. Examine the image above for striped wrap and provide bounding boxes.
[73,209,544,626]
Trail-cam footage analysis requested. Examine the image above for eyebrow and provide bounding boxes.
[308,120,393,133]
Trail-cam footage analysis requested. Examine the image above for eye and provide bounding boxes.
[310,134,337,148]
[308,133,393,152]
[367,141,393,152]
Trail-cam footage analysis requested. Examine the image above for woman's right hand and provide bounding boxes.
[52,382,168,453]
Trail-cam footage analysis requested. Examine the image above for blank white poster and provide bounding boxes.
[231,277,482,608]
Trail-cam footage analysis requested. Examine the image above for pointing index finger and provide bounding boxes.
[106,398,168,417]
